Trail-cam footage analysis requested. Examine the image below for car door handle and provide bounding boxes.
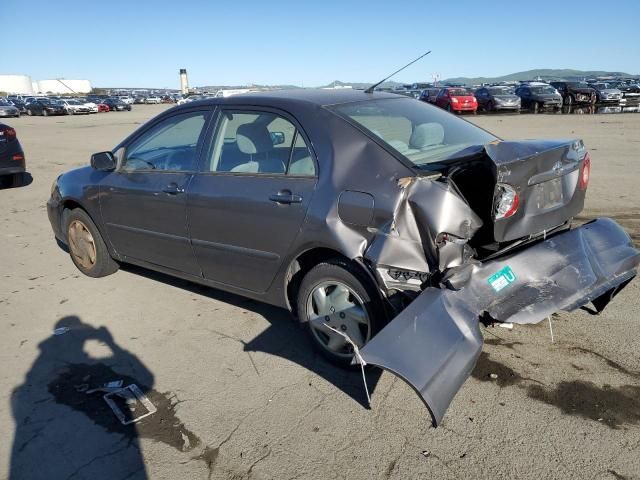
[269,190,302,204]
[162,183,185,195]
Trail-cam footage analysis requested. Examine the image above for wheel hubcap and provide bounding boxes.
[306,281,371,358]
[68,220,97,269]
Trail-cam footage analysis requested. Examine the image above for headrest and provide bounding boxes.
[236,123,273,155]
[410,123,445,149]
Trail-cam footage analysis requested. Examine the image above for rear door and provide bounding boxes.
[100,108,212,274]
[187,107,317,293]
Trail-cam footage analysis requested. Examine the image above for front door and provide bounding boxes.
[187,108,317,292]
[100,109,211,275]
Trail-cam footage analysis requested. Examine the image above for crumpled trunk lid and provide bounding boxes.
[361,218,639,426]
[484,139,588,242]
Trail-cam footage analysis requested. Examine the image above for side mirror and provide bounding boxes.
[270,131,285,146]
[91,151,116,171]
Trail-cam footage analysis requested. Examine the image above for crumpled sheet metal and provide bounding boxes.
[364,177,483,276]
[361,218,639,426]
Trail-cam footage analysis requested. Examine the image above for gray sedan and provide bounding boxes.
[475,86,521,111]
[0,100,20,118]
[47,90,639,426]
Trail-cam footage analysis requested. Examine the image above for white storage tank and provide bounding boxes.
[36,79,92,94]
[0,75,34,94]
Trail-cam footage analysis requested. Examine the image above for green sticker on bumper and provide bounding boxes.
[487,266,516,292]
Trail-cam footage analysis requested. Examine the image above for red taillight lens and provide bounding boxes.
[12,154,24,161]
[494,183,520,220]
[579,152,591,190]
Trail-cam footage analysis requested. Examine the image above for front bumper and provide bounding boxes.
[494,104,520,110]
[361,218,639,426]
[451,104,477,111]
[47,192,65,241]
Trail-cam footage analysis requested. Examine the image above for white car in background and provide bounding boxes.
[145,96,162,104]
[79,99,99,113]
[118,96,134,105]
[56,99,92,115]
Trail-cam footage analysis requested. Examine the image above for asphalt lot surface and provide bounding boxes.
[1,105,639,480]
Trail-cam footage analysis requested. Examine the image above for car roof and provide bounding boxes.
[182,88,404,109]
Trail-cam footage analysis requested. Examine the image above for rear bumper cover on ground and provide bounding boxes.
[360,218,639,426]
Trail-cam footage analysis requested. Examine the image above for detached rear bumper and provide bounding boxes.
[361,218,639,426]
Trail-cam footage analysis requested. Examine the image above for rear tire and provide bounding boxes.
[42,109,48,117]
[65,208,119,278]
[564,95,574,106]
[297,260,385,368]
[27,109,32,116]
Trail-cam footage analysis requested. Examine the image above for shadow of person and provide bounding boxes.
[9,316,153,480]
[121,265,382,409]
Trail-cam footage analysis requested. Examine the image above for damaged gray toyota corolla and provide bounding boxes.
[47,89,639,426]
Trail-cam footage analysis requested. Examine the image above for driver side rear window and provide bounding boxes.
[122,111,208,172]
[207,110,316,176]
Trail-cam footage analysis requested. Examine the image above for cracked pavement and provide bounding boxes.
[1,106,639,479]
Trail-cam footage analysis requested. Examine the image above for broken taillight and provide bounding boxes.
[579,152,591,190]
[494,183,520,220]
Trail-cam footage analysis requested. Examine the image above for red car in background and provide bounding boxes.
[97,102,110,112]
[435,87,478,113]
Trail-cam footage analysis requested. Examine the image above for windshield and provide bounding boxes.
[487,87,514,95]
[448,88,471,96]
[568,82,590,89]
[332,98,496,168]
[530,86,557,94]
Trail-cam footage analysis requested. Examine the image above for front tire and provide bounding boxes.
[65,209,119,278]
[297,260,384,368]
[564,95,574,106]
[42,109,48,117]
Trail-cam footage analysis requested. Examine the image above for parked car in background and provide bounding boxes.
[0,123,25,187]
[549,81,597,105]
[418,87,440,104]
[590,83,624,103]
[145,95,162,104]
[103,98,132,112]
[435,87,478,113]
[134,96,147,104]
[46,89,638,427]
[57,99,92,115]
[95,101,110,112]
[8,99,27,115]
[474,86,521,111]
[0,100,21,118]
[79,99,100,113]
[117,96,134,105]
[617,83,640,99]
[515,83,563,111]
[26,99,66,116]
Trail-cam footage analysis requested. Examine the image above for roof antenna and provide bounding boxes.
[364,50,432,94]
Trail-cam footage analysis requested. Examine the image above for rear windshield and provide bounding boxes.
[332,98,496,168]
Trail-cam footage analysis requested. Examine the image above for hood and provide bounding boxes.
[493,95,520,101]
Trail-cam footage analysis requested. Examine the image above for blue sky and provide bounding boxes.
[4,0,639,88]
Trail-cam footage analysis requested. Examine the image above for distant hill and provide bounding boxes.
[443,69,638,85]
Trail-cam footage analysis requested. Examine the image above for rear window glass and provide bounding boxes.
[332,98,496,168]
